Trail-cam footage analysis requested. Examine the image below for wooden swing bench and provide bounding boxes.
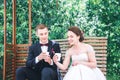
[3,37,107,80]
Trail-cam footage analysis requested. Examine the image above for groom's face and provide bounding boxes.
[36,28,49,43]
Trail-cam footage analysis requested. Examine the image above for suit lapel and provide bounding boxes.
[36,42,42,55]
[48,40,52,53]
[48,40,54,57]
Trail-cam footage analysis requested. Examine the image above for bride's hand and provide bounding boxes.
[53,55,58,63]
[72,60,80,66]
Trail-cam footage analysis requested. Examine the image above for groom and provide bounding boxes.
[16,24,62,80]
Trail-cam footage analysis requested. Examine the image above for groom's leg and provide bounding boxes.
[16,67,27,80]
[16,67,41,80]
[41,67,58,80]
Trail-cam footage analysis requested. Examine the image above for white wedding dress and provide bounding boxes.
[63,53,106,80]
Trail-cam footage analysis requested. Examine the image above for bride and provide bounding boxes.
[53,26,106,80]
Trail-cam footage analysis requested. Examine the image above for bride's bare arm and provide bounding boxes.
[85,44,97,68]
[53,51,71,70]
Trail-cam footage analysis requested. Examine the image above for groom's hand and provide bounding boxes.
[44,55,51,64]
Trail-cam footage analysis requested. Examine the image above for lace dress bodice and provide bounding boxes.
[72,53,88,62]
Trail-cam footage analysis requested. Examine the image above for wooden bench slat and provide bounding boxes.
[16,53,28,56]
[16,60,26,63]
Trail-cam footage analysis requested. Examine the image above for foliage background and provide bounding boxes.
[0,0,120,80]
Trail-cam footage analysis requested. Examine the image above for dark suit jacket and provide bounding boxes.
[26,40,61,72]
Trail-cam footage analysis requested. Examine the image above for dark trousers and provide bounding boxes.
[16,67,58,80]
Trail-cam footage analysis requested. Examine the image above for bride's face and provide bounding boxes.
[67,31,80,46]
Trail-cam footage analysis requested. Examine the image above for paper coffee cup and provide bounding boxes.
[55,53,61,61]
